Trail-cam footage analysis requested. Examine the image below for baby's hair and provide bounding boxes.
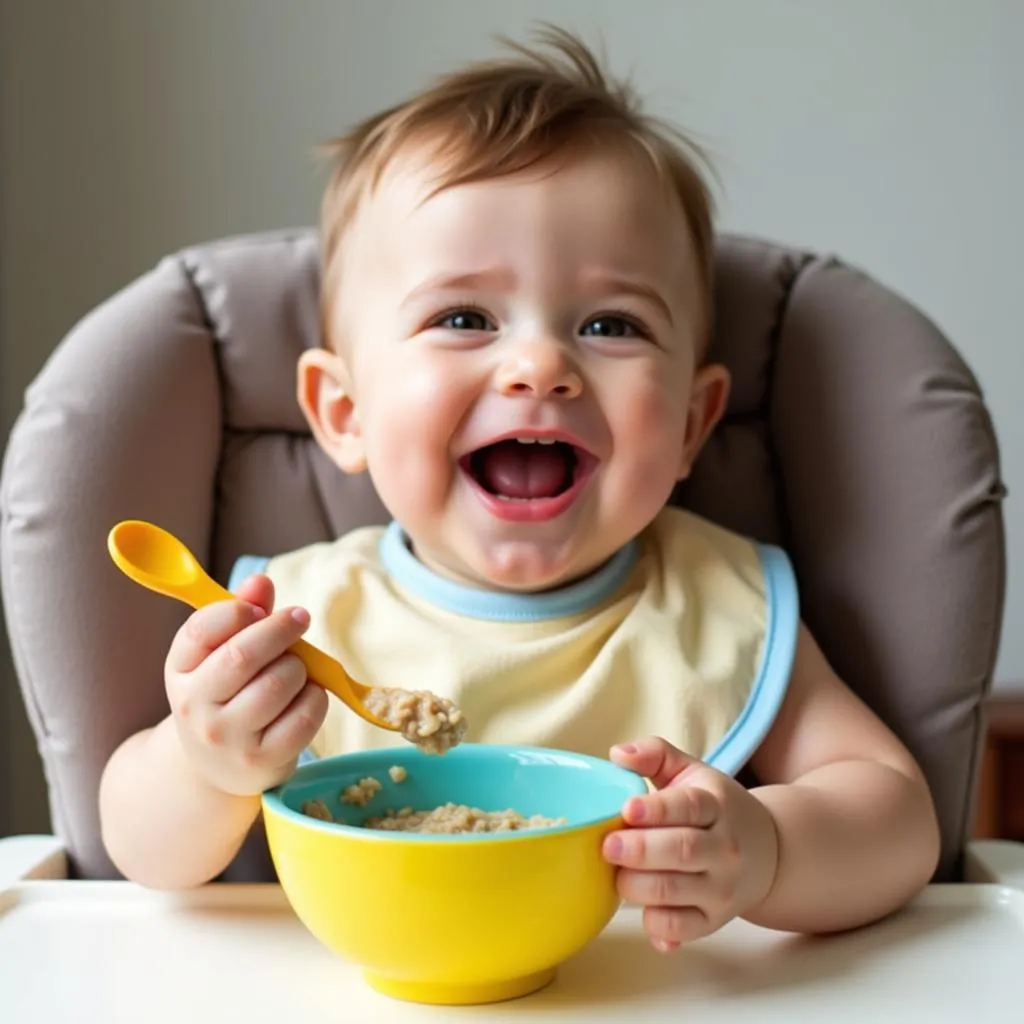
[317,24,716,350]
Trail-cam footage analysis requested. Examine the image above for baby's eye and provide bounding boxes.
[434,309,495,332]
[580,315,643,339]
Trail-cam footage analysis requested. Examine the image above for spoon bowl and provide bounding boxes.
[109,520,204,593]
[107,520,396,732]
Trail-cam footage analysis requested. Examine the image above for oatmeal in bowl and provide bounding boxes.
[262,743,646,1006]
[303,764,567,834]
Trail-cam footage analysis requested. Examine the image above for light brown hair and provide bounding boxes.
[318,24,716,349]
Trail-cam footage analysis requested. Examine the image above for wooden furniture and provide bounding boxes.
[974,694,1024,842]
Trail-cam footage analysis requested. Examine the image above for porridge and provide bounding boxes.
[340,776,383,807]
[300,799,333,821]
[298,767,565,833]
[365,686,467,755]
[364,802,567,834]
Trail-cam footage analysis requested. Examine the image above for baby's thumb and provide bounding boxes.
[610,737,701,790]
[233,573,275,616]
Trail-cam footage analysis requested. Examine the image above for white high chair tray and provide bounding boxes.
[2,880,1022,1022]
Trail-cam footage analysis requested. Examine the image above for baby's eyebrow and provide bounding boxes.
[579,271,675,328]
[400,268,516,309]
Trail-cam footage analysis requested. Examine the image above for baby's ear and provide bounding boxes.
[297,349,366,473]
[677,362,731,481]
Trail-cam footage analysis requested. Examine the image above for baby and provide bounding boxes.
[99,26,940,951]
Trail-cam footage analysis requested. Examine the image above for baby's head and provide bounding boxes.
[299,26,730,593]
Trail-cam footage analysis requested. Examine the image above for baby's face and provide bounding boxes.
[304,146,728,591]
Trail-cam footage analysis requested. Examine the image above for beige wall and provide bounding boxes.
[1,0,1021,836]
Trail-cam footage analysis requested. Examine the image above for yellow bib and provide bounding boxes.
[230,507,797,777]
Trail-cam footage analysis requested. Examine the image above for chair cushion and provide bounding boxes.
[1,229,1005,881]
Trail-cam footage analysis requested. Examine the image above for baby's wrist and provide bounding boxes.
[744,793,782,917]
[160,716,275,800]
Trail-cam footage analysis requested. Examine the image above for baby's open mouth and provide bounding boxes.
[460,437,596,502]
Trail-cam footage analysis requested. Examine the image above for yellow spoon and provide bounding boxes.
[107,520,396,732]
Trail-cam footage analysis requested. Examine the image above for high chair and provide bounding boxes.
[1,228,1020,891]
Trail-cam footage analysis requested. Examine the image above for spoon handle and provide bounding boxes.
[170,580,367,704]
[173,579,370,708]
[106,521,394,731]
[112,553,380,722]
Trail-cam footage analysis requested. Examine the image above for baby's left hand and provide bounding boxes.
[603,736,780,952]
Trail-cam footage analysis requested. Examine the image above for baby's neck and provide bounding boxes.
[378,522,639,624]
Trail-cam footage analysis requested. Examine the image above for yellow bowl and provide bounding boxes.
[261,743,646,1005]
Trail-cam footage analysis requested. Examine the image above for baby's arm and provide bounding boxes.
[99,574,327,889]
[99,715,263,889]
[744,621,941,933]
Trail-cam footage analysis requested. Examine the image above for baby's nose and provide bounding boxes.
[494,340,583,399]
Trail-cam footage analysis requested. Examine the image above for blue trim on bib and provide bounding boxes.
[378,520,638,622]
[701,544,800,777]
[227,554,271,594]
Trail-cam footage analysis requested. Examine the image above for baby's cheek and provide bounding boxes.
[365,404,460,518]
[369,430,449,511]
[616,387,689,477]
[390,349,467,406]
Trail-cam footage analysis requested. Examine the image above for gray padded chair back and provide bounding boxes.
[0,229,1005,881]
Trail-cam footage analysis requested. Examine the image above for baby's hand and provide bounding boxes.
[163,574,328,797]
[603,737,779,952]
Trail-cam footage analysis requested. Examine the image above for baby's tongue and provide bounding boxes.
[477,440,572,499]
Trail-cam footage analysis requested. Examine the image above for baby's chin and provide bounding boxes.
[418,538,610,594]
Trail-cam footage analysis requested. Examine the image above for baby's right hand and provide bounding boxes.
[164,574,328,796]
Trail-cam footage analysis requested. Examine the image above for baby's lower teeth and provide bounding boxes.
[497,494,530,501]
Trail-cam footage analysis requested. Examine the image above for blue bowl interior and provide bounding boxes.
[265,744,648,841]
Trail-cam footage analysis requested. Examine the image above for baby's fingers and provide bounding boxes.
[233,573,275,616]
[610,737,701,789]
[616,866,708,908]
[622,782,719,830]
[221,652,309,733]
[258,682,329,765]
[604,824,717,871]
[644,905,713,949]
[166,600,267,677]
[202,607,312,703]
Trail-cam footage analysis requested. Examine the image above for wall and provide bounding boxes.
[1,0,1021,835]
